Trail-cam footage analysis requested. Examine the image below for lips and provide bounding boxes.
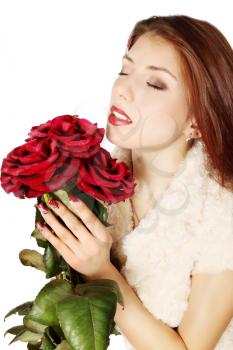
[111,105,132,120]
[108,105,132,126]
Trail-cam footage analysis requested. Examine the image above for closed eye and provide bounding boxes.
[117,72,165,91]
[146,82,164,90]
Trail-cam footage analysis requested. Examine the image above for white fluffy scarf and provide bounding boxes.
[106,140,233,329]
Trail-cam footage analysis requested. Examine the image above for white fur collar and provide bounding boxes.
[107,140,233,274]
[107,140,233,342]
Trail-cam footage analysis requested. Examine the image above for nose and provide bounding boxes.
[117,79,134,102]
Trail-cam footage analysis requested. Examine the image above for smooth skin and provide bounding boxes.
[38,32,233,349]
[106,32,202,220]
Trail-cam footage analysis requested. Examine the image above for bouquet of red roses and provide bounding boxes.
[1,114,136,350]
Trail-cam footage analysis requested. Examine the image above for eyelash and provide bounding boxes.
[117,72,165,90]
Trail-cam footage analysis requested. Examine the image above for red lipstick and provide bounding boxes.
[108,105,132,126]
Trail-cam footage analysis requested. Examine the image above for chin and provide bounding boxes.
[105,126,135,149]
[105,127,120,145]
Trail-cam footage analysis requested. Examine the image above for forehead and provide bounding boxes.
[127,33,181,78]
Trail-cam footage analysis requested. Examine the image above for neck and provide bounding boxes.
[131,138,190,200]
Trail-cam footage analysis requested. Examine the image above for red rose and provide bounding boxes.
[1,114,136,204]
[26,115,105,158]
[25,120,52,141]
[0,138,80,198]
[76,147,136,204]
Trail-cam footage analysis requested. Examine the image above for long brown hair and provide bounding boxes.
[126,15,233,191]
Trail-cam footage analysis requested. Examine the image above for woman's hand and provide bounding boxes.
[35,197,113,280]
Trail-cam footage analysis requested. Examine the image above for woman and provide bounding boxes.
[37,15,233,349]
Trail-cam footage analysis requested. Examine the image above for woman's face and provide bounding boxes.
[106,32,191,150]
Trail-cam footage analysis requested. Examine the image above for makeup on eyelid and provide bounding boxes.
[118,70,167,90]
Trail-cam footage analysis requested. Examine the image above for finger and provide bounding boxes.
[36,203,80,253]
[46,199,94,245]
[68,196,109,242]
[36,222,80,269]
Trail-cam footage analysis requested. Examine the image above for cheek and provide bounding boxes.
[139,99,187,146]
[140,111,178,146]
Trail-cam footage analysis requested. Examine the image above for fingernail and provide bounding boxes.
[36,221,46,230]
[48,199,59,209]
[68,195,81,203]
[36,203,49,214]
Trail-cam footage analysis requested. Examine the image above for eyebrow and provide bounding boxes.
[122,54,177,81]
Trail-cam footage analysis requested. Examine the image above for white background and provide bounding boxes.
[0,1,232,349]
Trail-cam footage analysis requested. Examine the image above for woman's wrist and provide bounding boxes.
[84,262,117,281]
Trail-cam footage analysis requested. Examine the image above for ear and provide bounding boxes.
[183,117,202,140]
[191,120,202,139]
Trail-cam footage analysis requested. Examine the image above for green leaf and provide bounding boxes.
[92,200,111,227]
[43,243,62,278]
[36,238,49,248]
[39,333,55,350]
[4,325,25,337]
[56,292,117,350]
[31,227,47,242]
[27,280,73,327]
[55,340,72,350]
[8,327,42,345]
[56,280,122,350]
[75,279,124,309]
[19,249,46,272]
[4,301,33,320]
[23,315,47,334]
